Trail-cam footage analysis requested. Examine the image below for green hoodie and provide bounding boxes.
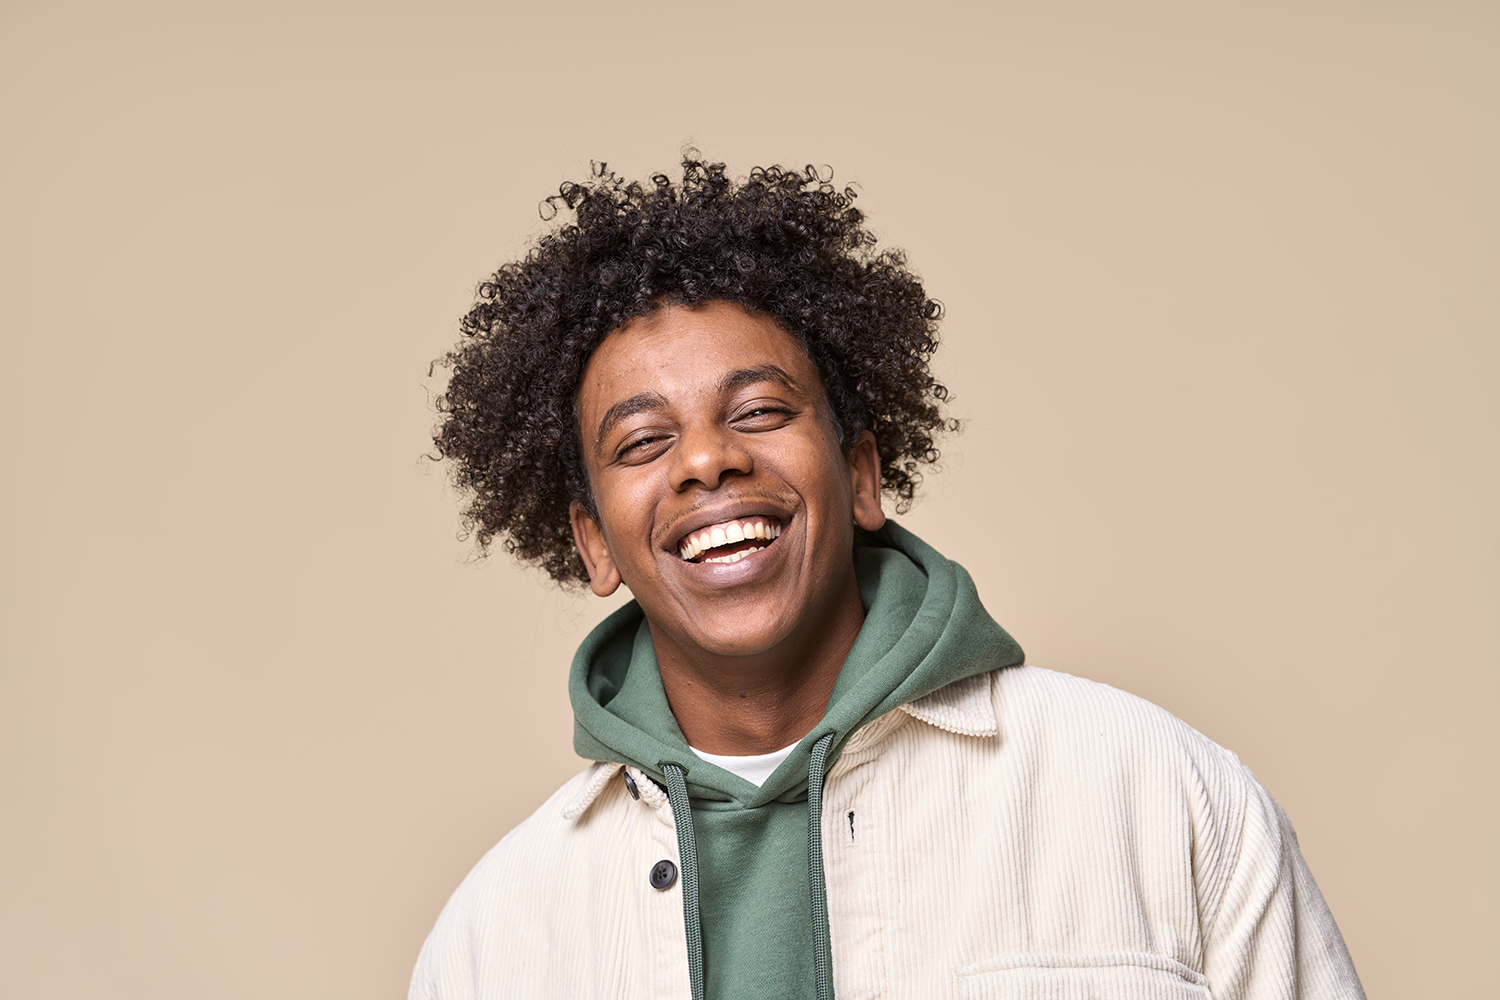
[570,522,1024,1000]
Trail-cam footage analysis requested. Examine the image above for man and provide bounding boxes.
[411,158,1365,999]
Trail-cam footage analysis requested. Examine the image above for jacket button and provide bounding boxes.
[623,771,640,800]
[649,860,678,890]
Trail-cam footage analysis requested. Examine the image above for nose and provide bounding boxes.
[668,422,752,492]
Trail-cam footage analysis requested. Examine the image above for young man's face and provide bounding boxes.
[570,301,884,665]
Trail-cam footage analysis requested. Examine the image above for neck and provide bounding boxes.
[650,574,865,755]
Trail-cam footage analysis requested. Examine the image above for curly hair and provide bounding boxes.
[432,155,956,586]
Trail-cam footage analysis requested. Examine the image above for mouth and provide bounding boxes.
[675,516,785,565]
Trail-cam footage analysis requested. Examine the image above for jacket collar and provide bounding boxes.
[896,670,998,736]
[562,669,1000,820]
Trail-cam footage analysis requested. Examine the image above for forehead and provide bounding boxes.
[577,301,822,419]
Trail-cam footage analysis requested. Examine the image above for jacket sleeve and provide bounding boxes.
[1200,771,1366,1000]
[407,889,479,1000]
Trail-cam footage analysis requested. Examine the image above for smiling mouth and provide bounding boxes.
[676,517,784,564]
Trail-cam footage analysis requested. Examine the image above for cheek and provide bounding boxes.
[592,476,659,560]
[787,443,859,518]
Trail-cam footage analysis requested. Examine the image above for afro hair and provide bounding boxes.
[432,155,956,586]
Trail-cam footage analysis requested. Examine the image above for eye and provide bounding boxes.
[733,403,795,428]
[615,433,671,463]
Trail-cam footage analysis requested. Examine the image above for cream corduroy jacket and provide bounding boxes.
[410,665,1365,1000]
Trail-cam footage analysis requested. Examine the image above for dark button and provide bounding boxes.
[649,859,678,890]
[623,771,640,800]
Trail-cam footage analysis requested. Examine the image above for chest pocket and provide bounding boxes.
[958,953,1212,1000]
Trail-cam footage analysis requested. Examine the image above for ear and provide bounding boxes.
[570,501,622,597]
[847,431,886,532]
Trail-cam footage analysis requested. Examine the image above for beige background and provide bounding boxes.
[2,1,1495,997]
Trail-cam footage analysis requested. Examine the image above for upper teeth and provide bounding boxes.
[678,519,782,562]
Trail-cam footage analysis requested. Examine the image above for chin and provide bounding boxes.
[688,625,790,659]
[659,604,801,659]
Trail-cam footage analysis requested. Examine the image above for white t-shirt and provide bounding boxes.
[688,741,799,787]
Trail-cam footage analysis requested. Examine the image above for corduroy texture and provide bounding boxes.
[410,666,1365,999]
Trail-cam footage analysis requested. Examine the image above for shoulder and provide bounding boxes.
[988,667,1264,832]
[408,764,630,1000]
[991,663,1252,784]
[988,665,1284,906]
[427,761,630,918]
[994,663,1210,731]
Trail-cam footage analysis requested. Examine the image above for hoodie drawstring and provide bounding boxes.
[660,761,706,1000]
[662,733,837,1000]
[807,732,836,1000]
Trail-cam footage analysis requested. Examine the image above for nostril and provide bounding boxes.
[667,434,753,493]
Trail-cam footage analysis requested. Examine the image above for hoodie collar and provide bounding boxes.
[562,667,1000,821]
[568,521,1024,807]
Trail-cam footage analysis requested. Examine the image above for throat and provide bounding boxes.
[648,572,868,755]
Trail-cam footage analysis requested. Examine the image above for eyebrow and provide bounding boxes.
[595,391,669,446]
[592,365,803,450]
[716,364,799,395]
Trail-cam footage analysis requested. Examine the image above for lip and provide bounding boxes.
[667,524,790,586]
[660,499,795,557]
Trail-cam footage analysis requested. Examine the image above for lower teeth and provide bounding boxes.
[702,545,764,564]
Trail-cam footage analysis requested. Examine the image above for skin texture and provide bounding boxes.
[571,301,886,754]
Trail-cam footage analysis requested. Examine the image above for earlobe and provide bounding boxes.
[570,501,622,597]
[848,431,886,532]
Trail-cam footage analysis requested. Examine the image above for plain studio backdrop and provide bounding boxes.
[2,2,1495,997]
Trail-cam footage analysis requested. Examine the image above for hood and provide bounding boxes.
[570,520,1025,804]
